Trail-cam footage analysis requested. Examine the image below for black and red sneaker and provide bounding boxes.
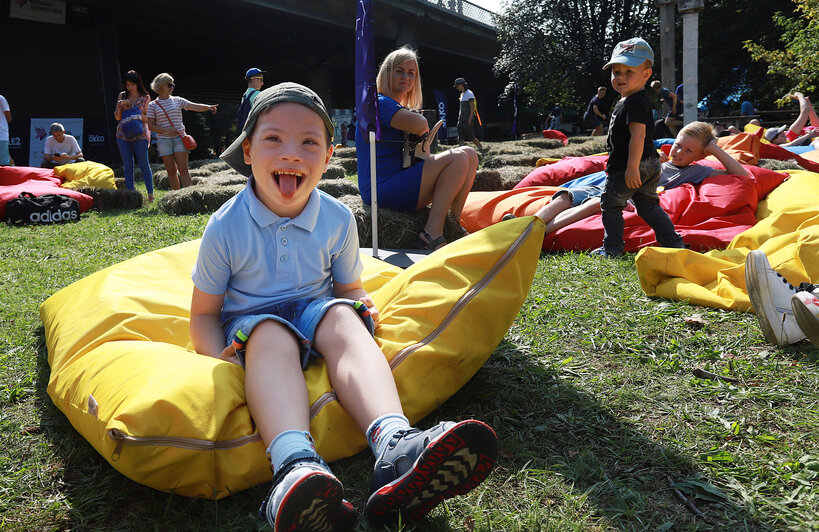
[259,455,357,532]
[365,419,498,524]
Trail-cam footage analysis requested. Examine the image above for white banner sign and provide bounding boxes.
[29,118,83,167]
[11,0,67,25]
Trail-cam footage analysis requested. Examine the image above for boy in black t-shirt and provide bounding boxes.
[594,37,684,257]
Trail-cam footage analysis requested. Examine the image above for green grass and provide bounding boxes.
[1,182,818,531]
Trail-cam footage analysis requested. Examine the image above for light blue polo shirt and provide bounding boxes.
[192,176,363,324]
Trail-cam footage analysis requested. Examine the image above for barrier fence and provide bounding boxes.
[418,0,497,28]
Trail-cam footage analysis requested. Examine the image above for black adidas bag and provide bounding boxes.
[5,192,81,226]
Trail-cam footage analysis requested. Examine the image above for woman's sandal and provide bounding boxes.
[412,229,447,250]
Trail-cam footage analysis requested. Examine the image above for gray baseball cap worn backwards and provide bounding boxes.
[221,82,334,177]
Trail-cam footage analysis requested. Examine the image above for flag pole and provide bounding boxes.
[369,130,379,258]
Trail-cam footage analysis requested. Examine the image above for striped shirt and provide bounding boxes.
[148,96,191,138]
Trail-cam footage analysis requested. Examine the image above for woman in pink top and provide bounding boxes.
[114,70,154,202]
[147,72,218,190]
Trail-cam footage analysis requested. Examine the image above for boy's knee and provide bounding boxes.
[319,303,362,328]
[248,319,299,350]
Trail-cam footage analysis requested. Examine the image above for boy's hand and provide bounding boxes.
[659,151,669,163]
[704,139,721,156]
[625,167,642,189]
[218,345,241,366]
[357,295,379,326]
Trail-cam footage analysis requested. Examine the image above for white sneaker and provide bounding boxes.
[792,291,819,348]
[744,250,805,345]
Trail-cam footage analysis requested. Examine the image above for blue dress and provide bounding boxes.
[356,94,425,211]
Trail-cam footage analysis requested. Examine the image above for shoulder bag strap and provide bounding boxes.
[155,99,184,139]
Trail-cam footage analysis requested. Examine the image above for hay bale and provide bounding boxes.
[322,165,346,180]
[196,170,247,187]
[189,160,231,177]
[333,147,357,160]
[75,187,143,210]
[153,170,169,190]
[338,194,465,249]
[519,138,564,150]
[317,178,360,198]
[482,152,544,168]
[758,158,802,171]
[496,166,533,189]
[472,169,502,191]
[158,184,244,215]
[337,157,358,175]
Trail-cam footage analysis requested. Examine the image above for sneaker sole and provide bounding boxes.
[745,251,789,346]
[274,472,355,532]
[792,295,819,347]
[365,419,498,523]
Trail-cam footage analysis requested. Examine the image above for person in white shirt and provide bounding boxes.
[42,123,84,168]
[454,77,482,150]
[0,94,11,165]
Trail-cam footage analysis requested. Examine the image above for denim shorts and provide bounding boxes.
[223,297,376,369]
[553,185,603,207]
[156,136,187,156]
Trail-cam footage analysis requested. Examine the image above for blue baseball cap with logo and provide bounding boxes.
[245,67,265,79]
[603,38,654,69]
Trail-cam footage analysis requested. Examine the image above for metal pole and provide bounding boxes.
[679,0,704,125]
[656,0,677,103]
[369,130,379,258]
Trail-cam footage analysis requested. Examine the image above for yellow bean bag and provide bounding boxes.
[635,170,819,310]
[55,161,117,190]
[40,217,545,499]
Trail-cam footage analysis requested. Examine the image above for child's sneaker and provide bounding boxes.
[365,419,497,524]
[259,455,357,532]
[591,246,624,258]
[792,290,819,347]
[745,250,805,345]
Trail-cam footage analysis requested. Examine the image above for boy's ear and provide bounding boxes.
[242,138,252,165]
[323,144,334,172]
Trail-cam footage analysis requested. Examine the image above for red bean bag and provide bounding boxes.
[0,166,94,221]
[514,155,608,189]
[543,173,760,252]
[541,129,569,146]
[693,161,788,199]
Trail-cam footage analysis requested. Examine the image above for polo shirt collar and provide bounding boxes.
[246,175,320,231]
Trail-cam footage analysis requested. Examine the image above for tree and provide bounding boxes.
[494,0,657,112]
[697,0,794,115]
[744,0,819,101]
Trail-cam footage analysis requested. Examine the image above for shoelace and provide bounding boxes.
[776,273,798,292]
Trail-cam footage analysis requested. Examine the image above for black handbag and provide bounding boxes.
[5,192,81,226]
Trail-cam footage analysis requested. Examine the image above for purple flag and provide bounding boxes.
[355,0,379,139]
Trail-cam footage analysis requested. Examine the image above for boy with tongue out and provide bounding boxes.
[188,82,497,531]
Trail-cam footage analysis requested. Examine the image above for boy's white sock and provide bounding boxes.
[266,430,317,474]
[366,413,411,457]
